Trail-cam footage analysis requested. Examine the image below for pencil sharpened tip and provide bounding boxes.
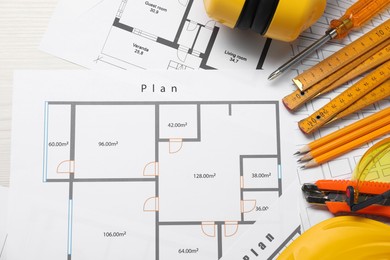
[294,151,300,156]
[268,70,281,81]
[300,165,306,170]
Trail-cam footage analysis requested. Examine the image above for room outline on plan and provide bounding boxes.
[41,99,294,259]
[96,0,272,70]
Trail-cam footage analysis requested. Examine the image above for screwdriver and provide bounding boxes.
[268,0,390,81]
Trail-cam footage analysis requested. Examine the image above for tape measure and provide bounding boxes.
[298,60,390,134]
[293,19,390,91]
[283,40,390,111]
[203,0,326,42]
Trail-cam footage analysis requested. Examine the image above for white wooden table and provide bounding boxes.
[0,0,80,186]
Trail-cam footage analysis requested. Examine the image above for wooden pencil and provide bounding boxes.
[302,124,390,168]
[297,107,390,154]
[299,115,390,162]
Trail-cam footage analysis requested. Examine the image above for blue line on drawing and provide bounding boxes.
[278,164,282,179]
[67,199,73,255]
[42,102,49,182]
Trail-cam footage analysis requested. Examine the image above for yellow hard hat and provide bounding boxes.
[203,0,326,42]
[278,216,390,259]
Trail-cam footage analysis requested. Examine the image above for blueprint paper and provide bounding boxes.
[221,181,301,260]
[41,0,389,74]
[39,0,390,249]
[40,0,291,71]
[8,70,298,259]
[0,186,8,260]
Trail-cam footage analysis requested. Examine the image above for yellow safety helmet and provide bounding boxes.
[278,216,390,259]
[203,0,326,42]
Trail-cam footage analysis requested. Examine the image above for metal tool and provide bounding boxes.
[302,180,390,216]
[268,0,390,80]
[302,137,390,217]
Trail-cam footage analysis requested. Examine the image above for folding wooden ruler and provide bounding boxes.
[298,60,390,134]
[281,19,390,134]
[283,40,390,111]
[292,19,390,91]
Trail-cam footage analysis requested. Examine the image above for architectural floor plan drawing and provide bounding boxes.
[7,70,298,260]
[41,0,389,73]
[99,0,271,70]
[41,0,280,70]
[43,101,282,259]
[221,181,302,260]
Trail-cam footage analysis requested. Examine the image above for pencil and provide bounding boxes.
[296,106,390,154]
[299,115,390,162]
[302,124,390,168]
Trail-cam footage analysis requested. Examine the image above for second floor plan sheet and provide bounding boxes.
[6,70,298,260]
[41,0,389,74]
[41,0,284,70]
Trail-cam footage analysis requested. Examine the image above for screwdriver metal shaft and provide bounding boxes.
[268,29,337,80]
[268,0,390,81]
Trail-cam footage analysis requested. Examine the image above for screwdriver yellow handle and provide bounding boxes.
[330,0,390,39]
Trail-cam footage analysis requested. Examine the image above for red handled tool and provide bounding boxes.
[302,179,390,218]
